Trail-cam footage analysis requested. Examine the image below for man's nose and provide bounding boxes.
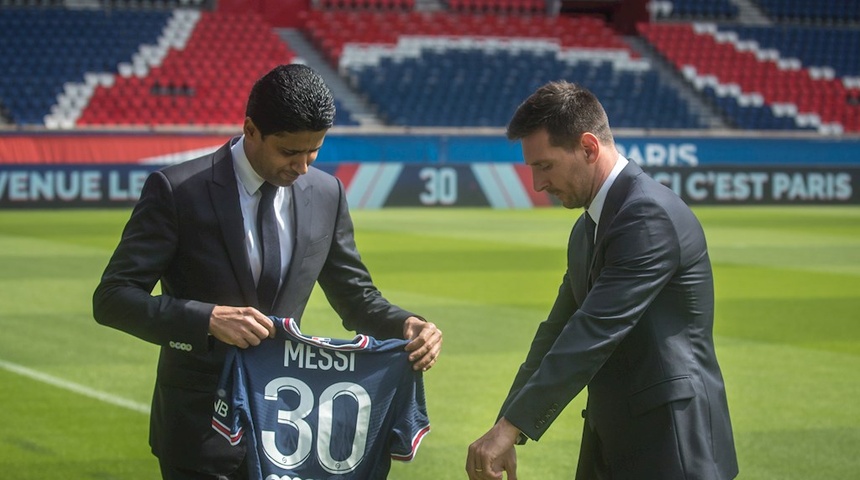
[293,155,311,175]
[533,173,548,192]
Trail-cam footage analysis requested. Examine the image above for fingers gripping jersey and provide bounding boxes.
[212,318,430,480]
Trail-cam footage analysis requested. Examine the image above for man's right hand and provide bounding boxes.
[208,306,276,348]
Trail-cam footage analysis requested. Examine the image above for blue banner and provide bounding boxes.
[2,163,857,208]
[317,134,860,167]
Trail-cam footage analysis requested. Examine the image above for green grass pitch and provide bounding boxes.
[1,206,859,479]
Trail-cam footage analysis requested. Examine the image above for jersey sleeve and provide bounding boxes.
[211,347,246,446]
[389,371,431,462]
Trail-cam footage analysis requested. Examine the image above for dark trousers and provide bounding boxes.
[159,457,248,480]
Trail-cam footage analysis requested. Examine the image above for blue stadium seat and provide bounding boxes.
[0,8,171,125]
[730,25,860,78]
[640,21,860,133]
[334,99,361,126]
[703,86,817,131]
[666,0,739,19]
[754,0,860,23]
[348,47,707,129]
[2,5,855,131]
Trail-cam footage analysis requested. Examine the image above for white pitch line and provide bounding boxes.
[0,359,149,414]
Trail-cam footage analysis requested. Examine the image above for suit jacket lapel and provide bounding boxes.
[587,160,641,289]
[275,173,314,315]
[596,160,640,247]
[208,140,258,306]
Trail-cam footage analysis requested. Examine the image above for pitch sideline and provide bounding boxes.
[0,358,149,414]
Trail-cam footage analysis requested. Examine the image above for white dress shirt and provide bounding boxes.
[586,154,628,241]
[231,136,293,288]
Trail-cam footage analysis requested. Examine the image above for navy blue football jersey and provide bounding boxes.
[212,317,430,480]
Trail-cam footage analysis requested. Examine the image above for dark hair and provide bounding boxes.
[245,64,335,137]
[506,81,613,149]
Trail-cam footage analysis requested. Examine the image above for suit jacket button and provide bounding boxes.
[581,409,587,418]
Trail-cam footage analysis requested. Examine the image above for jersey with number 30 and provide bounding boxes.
[212,317,430,480]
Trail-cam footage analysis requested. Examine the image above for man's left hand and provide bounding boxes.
[466,418,520,480]
[403,316,442,371]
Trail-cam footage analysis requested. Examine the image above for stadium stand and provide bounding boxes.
[1,0,858,133]
[301,9,708,128]
[300,10,634,63]
[77,9,294,127]
[445,0,546,15]
[729,25,860,79]
[318,0,415,11]
[753,0,860,23]
[648,0,738,20]
[346,43,702,128]
[0,8,171,126]
[639,22,860,133]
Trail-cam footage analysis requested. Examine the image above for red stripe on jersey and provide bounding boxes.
[391,424,431,462]
[211,418,243,446]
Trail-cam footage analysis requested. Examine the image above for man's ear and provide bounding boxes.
[243,117,256,138]
[581,132,600,163]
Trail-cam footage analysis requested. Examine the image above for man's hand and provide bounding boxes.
[466,418,520,480]
[403,316,442,371]
[208,306,275,348]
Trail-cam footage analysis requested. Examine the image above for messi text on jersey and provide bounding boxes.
[284,340,356,372]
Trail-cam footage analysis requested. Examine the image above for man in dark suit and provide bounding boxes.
[466,82,737,479]
[93,64,442,479]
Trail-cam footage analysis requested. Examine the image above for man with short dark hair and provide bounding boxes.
[94,64,442,479]
[466,81,737,479]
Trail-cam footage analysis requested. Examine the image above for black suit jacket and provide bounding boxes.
[93,138,415,473]
[499,161,738,479]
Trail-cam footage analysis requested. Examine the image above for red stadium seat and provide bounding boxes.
[639,22,859,132]
[79,10,295,127]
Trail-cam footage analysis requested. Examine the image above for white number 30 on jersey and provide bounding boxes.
[261,377,372,474]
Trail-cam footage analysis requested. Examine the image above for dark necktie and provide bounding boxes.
[256,182,280,313]
[584,212,596,259]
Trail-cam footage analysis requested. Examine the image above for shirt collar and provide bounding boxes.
[231,135,266,196]
[587,154,628,228]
